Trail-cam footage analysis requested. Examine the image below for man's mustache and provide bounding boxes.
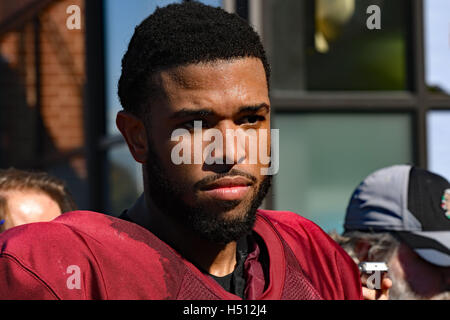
[194,169,257,190]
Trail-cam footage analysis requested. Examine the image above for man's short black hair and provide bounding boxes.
[118,1,270,117]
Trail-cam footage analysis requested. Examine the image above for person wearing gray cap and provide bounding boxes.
[331,165,450,299]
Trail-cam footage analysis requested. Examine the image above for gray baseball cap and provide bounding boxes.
[344,165,450,267]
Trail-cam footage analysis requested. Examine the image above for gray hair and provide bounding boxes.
[329,230,400,264]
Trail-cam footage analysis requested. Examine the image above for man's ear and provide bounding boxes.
[116,111,148,164]
[354,239,372,262]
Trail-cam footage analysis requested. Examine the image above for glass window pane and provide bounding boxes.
[107,144,142,217]
[425,0,450,95]
[267,0,409,91]
[273,113,412,233]
[427,111,450,182]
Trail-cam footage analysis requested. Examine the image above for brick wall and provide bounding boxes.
[0,0,85,173]
[40,0,85,152]
[0,0,88,207]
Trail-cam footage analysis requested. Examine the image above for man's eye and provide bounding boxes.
[240,115,265,124]
[181,120,208,130]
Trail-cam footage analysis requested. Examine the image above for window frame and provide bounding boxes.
[259,0,450,209]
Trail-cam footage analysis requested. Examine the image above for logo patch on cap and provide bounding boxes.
[442,189,450,219]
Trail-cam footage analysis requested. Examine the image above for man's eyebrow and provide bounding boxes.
[169,109,214,119]
[169,103,270,120]
[237,103,270,114]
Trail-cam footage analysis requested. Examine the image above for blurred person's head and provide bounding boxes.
[0,168,77,232]
[332,165,450,299]
[116,2,272,244]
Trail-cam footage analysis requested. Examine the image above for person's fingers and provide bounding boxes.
[376,277,392,300]
[362,276,392,300]
[362,287,377,300]
[360,273,368,285]
[381,277,393,290]
[377,290,389,300]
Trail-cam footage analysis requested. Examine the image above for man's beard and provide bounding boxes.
[388,267,422,300]
[388,263,450,300]
[144,141,272,244]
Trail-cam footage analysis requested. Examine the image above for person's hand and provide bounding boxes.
[362,275,392,300]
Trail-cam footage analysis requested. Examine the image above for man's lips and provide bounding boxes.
[201,177,253,190]
[200,177,253,200]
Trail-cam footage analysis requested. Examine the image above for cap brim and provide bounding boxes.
[395,231,450,267]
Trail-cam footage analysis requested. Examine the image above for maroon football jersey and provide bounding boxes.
[0,210,362,299]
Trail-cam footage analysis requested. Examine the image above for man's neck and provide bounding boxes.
[128,194,238,277]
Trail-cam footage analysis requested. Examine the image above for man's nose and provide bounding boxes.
[200,121,243,173]
[213,121,247,165]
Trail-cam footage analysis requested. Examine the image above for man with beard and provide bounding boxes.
[0,2,363,299]
[331,165,450,299]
